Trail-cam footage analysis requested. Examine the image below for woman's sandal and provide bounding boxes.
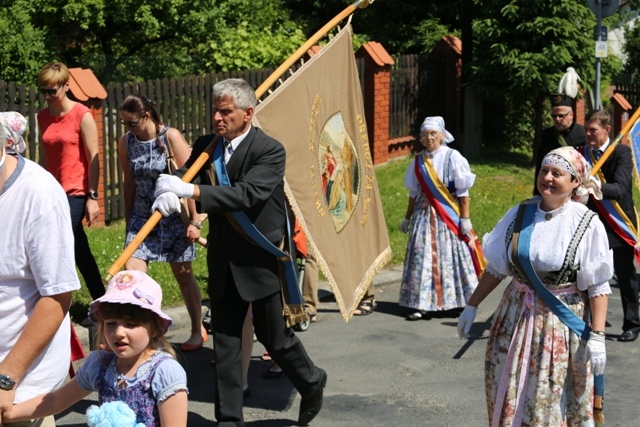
[353,300,375,316]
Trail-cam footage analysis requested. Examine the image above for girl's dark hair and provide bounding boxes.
[93,302,176,358]
[119,95,165,152]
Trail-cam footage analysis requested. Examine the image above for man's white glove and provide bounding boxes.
[588,332,606,376]
[154,174,194,198]
[457,305,477,339]
[399,218,410,234]
[152,192,181,217]
[460,218,473,235]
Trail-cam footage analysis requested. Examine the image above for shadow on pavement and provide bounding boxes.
[177,344,298,412]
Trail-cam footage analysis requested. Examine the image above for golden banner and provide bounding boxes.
[254,25,391,321]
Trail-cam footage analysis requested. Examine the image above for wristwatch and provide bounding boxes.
[0,373,15,391]
[89,190,99,200]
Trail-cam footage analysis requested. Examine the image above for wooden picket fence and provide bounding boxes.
[0,54,424,222]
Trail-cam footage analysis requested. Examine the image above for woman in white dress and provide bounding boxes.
[457,146,613,426]
[398,116,480,320]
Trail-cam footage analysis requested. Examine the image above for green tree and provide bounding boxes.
[622,0,640,82]
[470,0,622,153]
[0,1,49,83]
[1,0,308,83]
[283,0,459,55]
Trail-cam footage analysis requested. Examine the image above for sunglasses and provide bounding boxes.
[551,113,569,119]
[119,116,146,128]
[38,86,62,96]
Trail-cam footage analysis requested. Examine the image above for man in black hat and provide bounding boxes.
[533,93,586,194]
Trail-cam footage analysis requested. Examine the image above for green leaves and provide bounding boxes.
[0,0,308,83]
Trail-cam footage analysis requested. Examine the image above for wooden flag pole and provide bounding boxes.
[590,106,640,176]
[103,0,374,284]
[255,0,373,98]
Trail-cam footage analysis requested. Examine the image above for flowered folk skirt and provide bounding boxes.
[399,203,478,311]
[485,279,595,427]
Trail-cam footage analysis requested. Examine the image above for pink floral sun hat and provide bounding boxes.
[89,270,173,332]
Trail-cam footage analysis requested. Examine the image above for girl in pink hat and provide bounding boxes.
[4,270,188,426]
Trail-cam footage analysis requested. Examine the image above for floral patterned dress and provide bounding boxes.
[398,145,478,311]
[125,127,195,262]
[482,200,613,427]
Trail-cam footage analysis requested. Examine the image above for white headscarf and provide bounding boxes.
[420,116,454,144]
[0,112,27,154]
[542,146,602,203]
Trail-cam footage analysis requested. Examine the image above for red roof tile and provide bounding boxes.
[68,68,107,101]
[612,92,632,110]
[360,42,394,66]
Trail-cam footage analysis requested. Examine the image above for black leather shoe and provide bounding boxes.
[298,369,327,426]
[618,329,640,342]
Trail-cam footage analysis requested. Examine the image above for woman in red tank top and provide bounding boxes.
[37,61,105,306]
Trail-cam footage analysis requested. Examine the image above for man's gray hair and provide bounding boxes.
[213,79,257,110]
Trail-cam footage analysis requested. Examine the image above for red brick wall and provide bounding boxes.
[370,68,391,164]
[83,99,106,227]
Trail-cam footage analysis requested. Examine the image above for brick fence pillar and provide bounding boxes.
[611,92,633,145]
[356,42,394,165]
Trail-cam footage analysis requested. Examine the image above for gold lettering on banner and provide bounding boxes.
[358,114,374,228]
[309,95,325,217]
[309,95,321,152]
[311,165,326,217]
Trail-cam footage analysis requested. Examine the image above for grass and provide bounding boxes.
[71,147,536,321]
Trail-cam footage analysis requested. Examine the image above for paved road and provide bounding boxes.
[59,266,640,426]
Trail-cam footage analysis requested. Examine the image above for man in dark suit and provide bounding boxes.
[585,109,640,342]
[153,78,327,425]
[533,93,586,195]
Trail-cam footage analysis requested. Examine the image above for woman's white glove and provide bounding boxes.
[457,305,477,339]
[460,218,473,235]
[399,218,410,234]
[588,332,606,376]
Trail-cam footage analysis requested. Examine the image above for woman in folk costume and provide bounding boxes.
[398,116,481,320]
[458,146,613,427]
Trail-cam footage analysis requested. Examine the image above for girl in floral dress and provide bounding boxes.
[458,147,612,426]
[4,270,188,426]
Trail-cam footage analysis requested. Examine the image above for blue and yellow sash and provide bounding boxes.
[413,152,486,275]
[580,146,640,265]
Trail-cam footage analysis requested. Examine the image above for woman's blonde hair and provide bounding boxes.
[38,61,70,87]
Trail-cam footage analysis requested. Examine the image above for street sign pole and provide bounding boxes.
[587,0,620,110]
